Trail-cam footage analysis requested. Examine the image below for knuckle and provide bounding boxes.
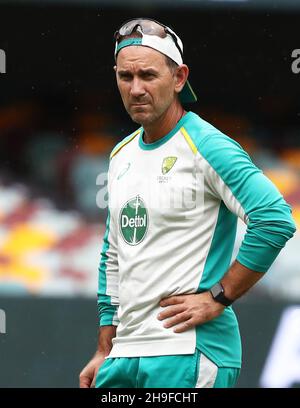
[181,311,189,319]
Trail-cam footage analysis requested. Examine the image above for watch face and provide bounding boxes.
[211,283,223,298]
[210,282,232,306]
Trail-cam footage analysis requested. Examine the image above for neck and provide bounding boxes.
[142,102,186,144]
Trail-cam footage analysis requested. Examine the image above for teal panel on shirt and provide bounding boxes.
[196,307,242,368]
[196,201,242,368]
[183,112,242,368]
[199,200,237,291]
[98,209,117,326]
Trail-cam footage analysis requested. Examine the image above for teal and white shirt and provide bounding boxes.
[98,111,296,368]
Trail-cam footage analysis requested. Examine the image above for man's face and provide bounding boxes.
[115,46,177,126]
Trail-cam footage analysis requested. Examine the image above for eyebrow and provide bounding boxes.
[117,68,159,75]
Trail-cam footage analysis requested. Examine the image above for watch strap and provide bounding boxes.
[210,282,233,307]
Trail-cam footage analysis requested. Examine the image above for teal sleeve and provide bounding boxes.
[97,209,119,326]
[198,132,297,273]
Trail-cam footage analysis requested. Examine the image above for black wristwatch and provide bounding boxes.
[209,282,233,307]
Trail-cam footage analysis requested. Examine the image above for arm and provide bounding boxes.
[79,326,116,388]
[97,156,119,327]
[199,132,296,273]
[220,259,264,300]
[158,132,296,331]
[96,325,117,355]
[80,162,119,388]
[158,258,266,332]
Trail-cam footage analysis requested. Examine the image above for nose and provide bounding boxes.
[130,77,146,99]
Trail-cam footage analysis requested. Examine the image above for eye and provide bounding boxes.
[119,73,132,81]
[142,72,155,79]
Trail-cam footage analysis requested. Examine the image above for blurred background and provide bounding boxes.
[0,0,300,388]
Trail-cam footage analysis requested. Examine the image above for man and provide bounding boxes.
[79,18,296,388]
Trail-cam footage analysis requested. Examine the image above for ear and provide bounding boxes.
[113,65,117,72]
[174,64,189,94]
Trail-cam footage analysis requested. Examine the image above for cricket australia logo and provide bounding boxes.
[158,156,177,183]
[119,195,148,245]
[162,156,177,175]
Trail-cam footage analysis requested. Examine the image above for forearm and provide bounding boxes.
[96,325,117,356]
[220,259,264,301]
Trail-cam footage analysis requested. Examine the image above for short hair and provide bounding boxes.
[164,55,179,74]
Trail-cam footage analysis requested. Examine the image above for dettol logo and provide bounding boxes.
[119,196,148,245]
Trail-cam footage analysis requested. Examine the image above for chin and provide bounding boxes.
[130,111,153,126]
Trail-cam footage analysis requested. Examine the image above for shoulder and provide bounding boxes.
[183,111,252,163]
[182,111,258,183]
[110,127,142,160]
[182,111,242,153]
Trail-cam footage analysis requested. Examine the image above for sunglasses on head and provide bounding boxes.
[114,18,183,60]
